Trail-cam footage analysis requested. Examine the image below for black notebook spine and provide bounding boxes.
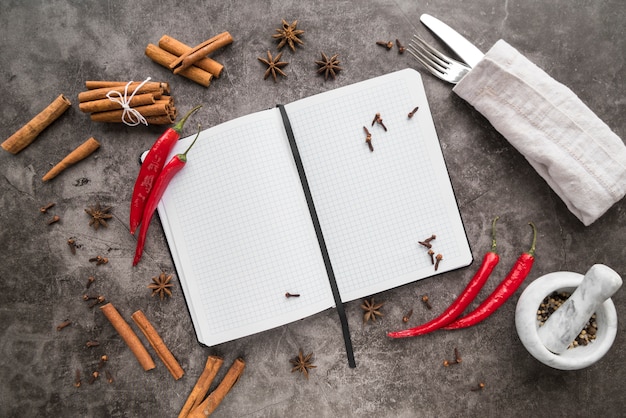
[277,104,356,368]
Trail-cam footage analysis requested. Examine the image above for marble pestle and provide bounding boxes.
[537,264,622,354]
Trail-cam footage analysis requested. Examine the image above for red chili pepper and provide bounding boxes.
[443,222,537,330]
[387,217,501,339]
[132,127,202,266]
[129,105,201,235]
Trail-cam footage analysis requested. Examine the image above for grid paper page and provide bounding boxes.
[285,69,472,302]
[157,109,334,346]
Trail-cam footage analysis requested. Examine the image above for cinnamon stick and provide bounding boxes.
[159,35,224,77]
[78,82,165,103]
[100,303,155,371]
[188,358,245,418]
[131,310,184,380]
[78,93,157,113]
[2,94,71,154]
[155,96,175,107]
[145,44,213,87]
[144,114,176,125]
[170,32,234,74]
[42,137,100,181]
[178,355,224,418]
[90,102,171,123]
[85,80,170,93]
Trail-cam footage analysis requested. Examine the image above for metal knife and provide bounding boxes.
[420,14,484,68]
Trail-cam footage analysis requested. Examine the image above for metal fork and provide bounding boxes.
[408,35,471,84]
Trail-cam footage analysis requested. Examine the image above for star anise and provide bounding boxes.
[258,50,289,82]
[361,297,384,323]
[84,203,113,230]
[290,349,316,379]
[315,52,342,80]
[148,272,173,300]
[272,19,304,51]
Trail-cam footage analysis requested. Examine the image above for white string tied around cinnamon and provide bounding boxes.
[106,77,151,126]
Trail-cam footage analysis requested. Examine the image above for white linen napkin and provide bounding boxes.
[453,40,626,226]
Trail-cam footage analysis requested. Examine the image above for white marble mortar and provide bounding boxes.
[515,270,618,370]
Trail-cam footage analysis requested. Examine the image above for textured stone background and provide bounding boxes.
[0,0,624,416]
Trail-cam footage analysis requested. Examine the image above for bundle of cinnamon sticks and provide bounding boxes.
[78,80,176,125]
[145,32,233,87]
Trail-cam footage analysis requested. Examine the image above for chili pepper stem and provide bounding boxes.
[491,216,499,252]
[178,126,202,162]
[172,105,202,133]
[527,222,537,256]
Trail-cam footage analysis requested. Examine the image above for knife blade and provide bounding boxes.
[420,14,484,68]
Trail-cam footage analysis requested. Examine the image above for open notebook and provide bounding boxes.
[153,69,472,363]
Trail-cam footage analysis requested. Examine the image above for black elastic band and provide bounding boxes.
[277,104,356,368]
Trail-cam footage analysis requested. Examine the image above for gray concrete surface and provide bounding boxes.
[1,0,625,416]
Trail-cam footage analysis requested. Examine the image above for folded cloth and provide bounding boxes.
[453,39,626,226]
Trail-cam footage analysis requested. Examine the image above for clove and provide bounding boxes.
[376,40,393,50]
[471,382,486,391]
[425,234,437,242]
[418,235,436,248]
[97,355,108,370]
[48,215,60,225]
[371,113,387,131]
[454,347,462,364]
[443,359,459,367]
[68,238,77,255]
[443,347,462,367]
[85,276,95,288]
[402,309,413,323]
[421,294,432,310]
[363,126,373,152]
[88,295,105,308]
[396,39,405,54]
[89,255,108,265]
[56,320,72,331]
[434,253,443,271]
[85,340,100,348]
[88,371,99,384]
[74,369,81,388]
[40,202,55,214]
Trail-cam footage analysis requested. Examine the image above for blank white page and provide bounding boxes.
[156,109,334,347]
[285,69,472,302]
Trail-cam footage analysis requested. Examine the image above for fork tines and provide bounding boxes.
[407,34,471,84]
[408,35,450,74]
